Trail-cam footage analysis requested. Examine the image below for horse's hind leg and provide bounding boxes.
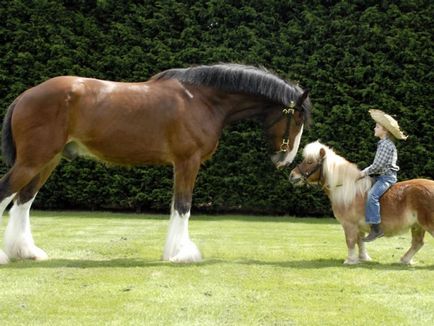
[0,191,15,264]
[0,189,15,264]
[400,225,425,265]
[4,157,60,261]
[0,170,23,265]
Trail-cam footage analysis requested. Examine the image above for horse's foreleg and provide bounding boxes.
[163,157,202,263]
[341,223,360,264]
[400,225,425,265]
[4,158,59,261]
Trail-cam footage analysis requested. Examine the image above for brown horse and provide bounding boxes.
[0,63,311,264]
[290,141,434,265]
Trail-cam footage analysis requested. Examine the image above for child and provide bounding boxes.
[360,109,407,242]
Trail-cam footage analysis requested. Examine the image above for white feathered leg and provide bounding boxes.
[0,193,15,221]
[0,193,16,264]
[163,208,202,263]
[4,196,48,261]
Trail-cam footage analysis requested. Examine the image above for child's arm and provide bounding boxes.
[360,142,394,176]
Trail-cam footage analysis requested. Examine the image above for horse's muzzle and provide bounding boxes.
[271,152,291,169]
[288,170,304,186]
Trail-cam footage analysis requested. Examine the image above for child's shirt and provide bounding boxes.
[362,138,399,177]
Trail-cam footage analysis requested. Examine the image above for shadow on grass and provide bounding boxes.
[3,257,434,271]
[234,259,434,270]
[30,210,336,224]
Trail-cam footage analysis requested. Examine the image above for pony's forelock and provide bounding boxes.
[303,140,329,160]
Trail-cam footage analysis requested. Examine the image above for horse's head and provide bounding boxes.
[267,89,311,169]
[289,141,326,186]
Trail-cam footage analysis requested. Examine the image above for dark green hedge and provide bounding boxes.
[1,0,433,216]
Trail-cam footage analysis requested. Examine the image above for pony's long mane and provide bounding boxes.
[153,63,311,122]
[303,141,372,206]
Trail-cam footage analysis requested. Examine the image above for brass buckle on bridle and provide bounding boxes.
[279,101,296,152]
[280,139,289,152]
[282,100,296,115]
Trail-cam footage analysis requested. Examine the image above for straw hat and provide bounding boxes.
[369,109,408,140]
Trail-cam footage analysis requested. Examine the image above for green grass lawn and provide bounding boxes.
[1,211,433,325]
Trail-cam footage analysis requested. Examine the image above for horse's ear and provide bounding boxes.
[296,89,309,106]
[319,147,326,158]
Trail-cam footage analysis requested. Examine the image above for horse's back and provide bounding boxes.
[382,179,434,232]
[385,179,434,206]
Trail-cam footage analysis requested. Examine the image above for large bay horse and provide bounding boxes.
[0,63,311,264]
[290,141,434,265]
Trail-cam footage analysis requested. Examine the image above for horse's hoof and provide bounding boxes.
[0,250,10,265]
[169,250,202,264]
[32,248,49,261]
[6,245,48,261]
[168,241,202,264]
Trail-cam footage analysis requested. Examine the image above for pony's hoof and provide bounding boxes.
[344,258,360,265]
[359,255,372,262]
[0,250,10,265]
[400,258,414,265]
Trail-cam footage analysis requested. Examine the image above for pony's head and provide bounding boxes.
[268,89,311,168]
[290,141,372,206]
[289,141,328,186]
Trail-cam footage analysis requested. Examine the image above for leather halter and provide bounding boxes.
[265,100,298,154]
[296,158,324,186]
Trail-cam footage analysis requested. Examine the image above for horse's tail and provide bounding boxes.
[1,98,18,167]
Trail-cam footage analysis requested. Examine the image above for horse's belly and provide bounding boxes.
[63,139,170,165]
[381,209,418,236]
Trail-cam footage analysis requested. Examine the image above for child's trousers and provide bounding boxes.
[365,175,397,224]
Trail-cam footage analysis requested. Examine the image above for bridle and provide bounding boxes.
[266,100,301,154]
[296,158,325,186]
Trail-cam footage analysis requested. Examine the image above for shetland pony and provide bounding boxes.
[0,63,311,264]
[290,141,434,265]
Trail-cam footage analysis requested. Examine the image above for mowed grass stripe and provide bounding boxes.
[0,211,433,325]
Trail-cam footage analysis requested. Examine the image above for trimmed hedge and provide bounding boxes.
[1,0,433,215]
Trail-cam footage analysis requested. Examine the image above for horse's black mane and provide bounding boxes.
[153,63,311,116]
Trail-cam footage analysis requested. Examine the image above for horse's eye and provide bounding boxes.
[307,160,313,165]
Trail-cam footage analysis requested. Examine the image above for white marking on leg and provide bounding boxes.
[4,196,48,261]
[0,193,16,223]
[0,193,16,264]
[0,250,9,264]
[400,244,423,265]
[162,209,202,263]
[344,247,359,265]
[358,239,372,262]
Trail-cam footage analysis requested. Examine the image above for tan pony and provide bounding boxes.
[290,141,434,265]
